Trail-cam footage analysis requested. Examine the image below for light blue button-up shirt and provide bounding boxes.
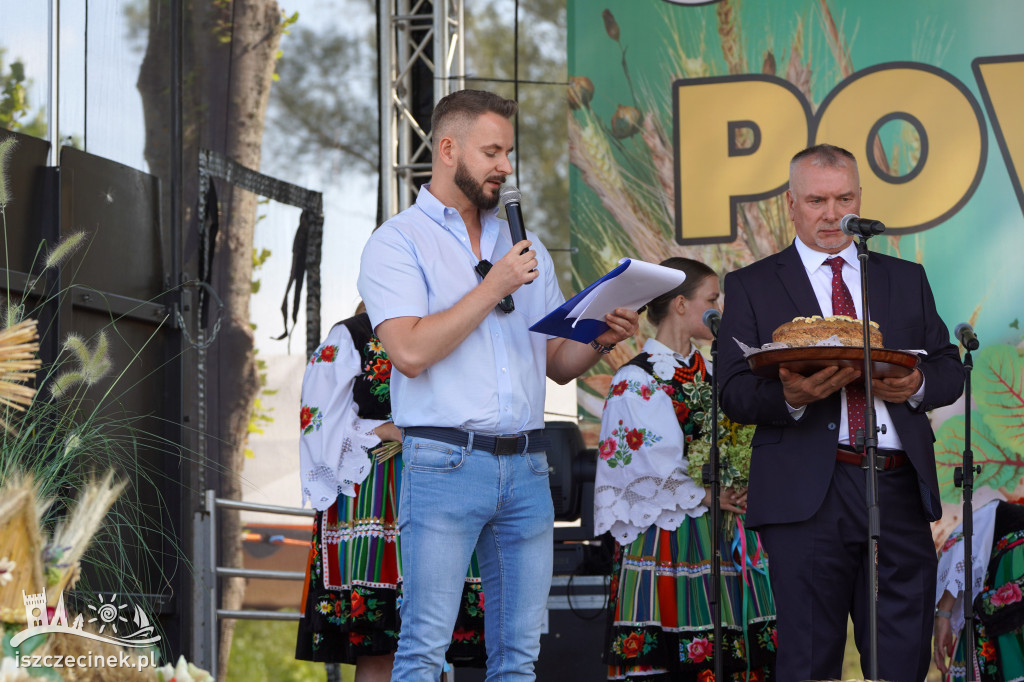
[357,185,565,434]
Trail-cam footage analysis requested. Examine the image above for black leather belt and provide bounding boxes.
[404,426,550,455]
[836,446,908,470]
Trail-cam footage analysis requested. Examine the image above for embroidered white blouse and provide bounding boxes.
[298,323,386,511]
[594,338,709,545]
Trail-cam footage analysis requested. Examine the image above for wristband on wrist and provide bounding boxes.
[590,340,615,355]
[935,608,952,619]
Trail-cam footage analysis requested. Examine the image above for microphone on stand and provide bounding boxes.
[840,214,886,237]
[955,322,980,351]
[703,309,721,338]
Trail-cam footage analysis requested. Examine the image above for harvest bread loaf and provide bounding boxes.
[772,315,883,348]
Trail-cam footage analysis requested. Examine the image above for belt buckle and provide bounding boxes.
[494,436,520,456]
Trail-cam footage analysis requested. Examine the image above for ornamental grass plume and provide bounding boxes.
[0,136,15,209]
[48,330,113,398]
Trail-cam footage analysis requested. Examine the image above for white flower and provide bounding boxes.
[0,656,31,681]
[0,557,15,586]
[155,655,214,682]
[649,353,679,381]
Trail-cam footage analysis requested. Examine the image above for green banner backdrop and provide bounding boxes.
[568,0,1024,520]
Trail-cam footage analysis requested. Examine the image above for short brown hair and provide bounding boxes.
[431,90,518,149]
[644,257,717,327]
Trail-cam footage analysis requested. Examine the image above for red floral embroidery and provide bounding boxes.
[599,437,616,460]
[625,429,644,450]
[478,590,484,611]
[640,383,653,400]
[771,628,777,648]
[371,357,392,382]
[621,632,644,658]
[611,381,628,396]
[349,632,366,645]
[673,400,690,421]
[320,345,337,363]
[300,406,313,430]
[990,582,1023,607]
[697,671,715,682]
[687,637,713,663]
[351,591,367,618]
[980,640,996,660]
[940,533,961,553]
[452,627,475,642]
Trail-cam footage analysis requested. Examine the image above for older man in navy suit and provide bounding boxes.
[718,143,965,681]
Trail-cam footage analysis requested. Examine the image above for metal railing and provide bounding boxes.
[192,489,314,672]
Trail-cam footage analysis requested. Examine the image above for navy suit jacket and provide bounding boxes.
[717,243,965,528]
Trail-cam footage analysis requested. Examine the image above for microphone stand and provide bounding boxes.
[954,341,979,675]
[701,334,724,682]
[853,234,882,680]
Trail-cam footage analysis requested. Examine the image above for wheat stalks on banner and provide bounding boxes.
[717,0,748,75]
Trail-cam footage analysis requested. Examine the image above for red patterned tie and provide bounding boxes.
[828,257,866,450]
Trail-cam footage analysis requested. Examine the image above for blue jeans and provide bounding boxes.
[391,433,554,681]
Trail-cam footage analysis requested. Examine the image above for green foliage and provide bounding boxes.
[225,618,350,682]
[935,341,1024,499]
[1,48,47,137]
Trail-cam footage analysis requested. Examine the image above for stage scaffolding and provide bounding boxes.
[378,0,465,217]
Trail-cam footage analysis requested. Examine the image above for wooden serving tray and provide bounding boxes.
[747,346,919,380]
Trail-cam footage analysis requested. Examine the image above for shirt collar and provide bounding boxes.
[643,337,697,365]
[793,237,860,276]
[415,184,502,257]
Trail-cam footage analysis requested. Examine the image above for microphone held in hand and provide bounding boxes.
[703,309,721,338]
[955,322,980,351]
[500,184,534,283]
[500,185,528,253]
[840,214,886,237]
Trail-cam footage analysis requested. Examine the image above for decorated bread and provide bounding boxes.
[771,315,883,348]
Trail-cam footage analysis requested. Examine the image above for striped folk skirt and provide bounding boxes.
[606,513,777,681]
[295,454,486,665]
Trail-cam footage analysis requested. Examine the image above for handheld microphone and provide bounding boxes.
[955,322,979,351]
[702,309,721,338]
[500,184,533,283]
[840,214,886,237]
[500,185,528,252]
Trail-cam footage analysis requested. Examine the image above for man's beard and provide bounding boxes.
[455,160,503,210]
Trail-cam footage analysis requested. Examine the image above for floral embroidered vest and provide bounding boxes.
[337,313,391,421]
[625,351,708,442]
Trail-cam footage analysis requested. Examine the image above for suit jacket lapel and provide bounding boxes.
[865,252,890,334]
[775,243,822,317]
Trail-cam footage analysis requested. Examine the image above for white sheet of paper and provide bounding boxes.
[567,258,687,327]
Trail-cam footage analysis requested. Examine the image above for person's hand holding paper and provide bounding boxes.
[531,258,687,342]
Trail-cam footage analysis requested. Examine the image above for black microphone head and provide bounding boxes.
[500,185,521,206]
[955,322,979,350]
[840,213,859,236]
[702,308,721,328]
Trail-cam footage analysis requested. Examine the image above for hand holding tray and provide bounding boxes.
[746,346,919,380]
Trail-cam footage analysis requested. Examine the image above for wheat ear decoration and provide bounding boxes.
[0,319,41,433]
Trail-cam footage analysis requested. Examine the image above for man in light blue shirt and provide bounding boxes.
[358,89,638,680]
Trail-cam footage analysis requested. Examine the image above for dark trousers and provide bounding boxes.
[759,460,937,682]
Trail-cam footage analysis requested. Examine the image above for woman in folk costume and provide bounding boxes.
[594,257,776,681]
[295,306,485,680]
[934,498,1024,681]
